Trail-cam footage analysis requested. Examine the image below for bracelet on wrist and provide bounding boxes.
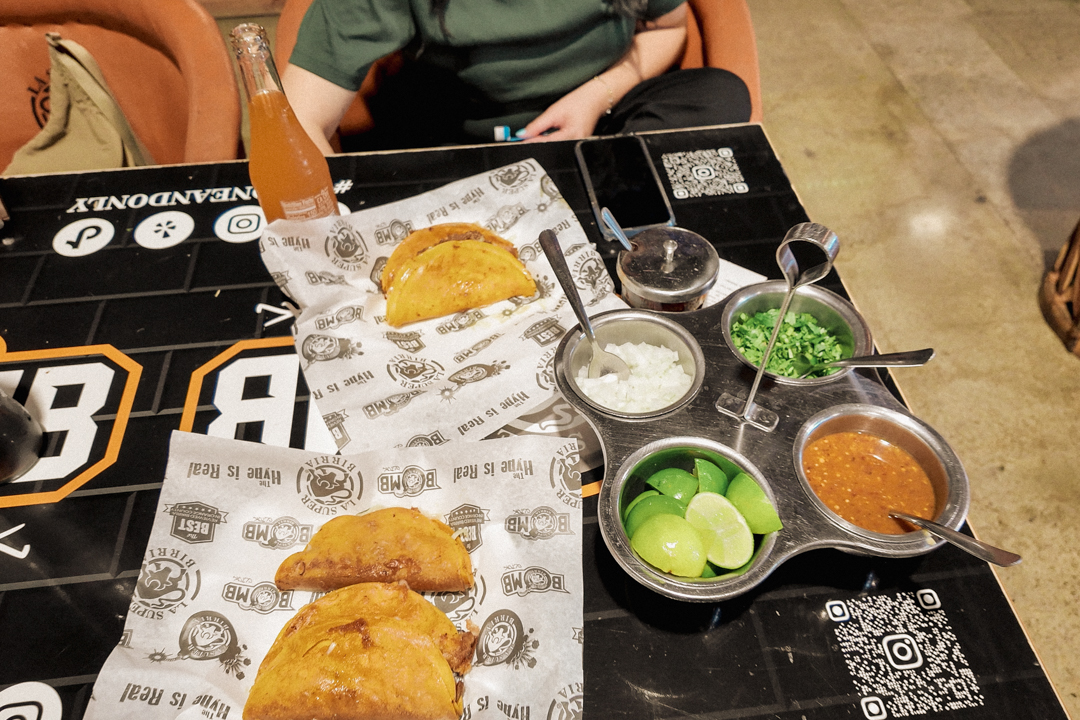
[593,75,615,115]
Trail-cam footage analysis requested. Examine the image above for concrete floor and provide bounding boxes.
[746,0,1080,715]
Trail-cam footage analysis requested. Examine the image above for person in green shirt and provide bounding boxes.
[282,0,751,152]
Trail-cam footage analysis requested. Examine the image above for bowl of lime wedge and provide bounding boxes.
[599,436,784,602]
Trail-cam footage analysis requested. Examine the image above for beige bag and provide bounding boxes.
[2,33,153,176]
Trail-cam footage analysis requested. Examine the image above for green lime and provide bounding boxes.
[699,563,719,579]
[629,513,707,577]
[725,473,783,534]
[624,494,686,538]
[645,467,698,502]
[622,490,659,521]
[684,491,754,569]
[694,458,729,495]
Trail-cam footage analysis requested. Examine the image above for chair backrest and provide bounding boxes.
[0,0,242,171]
[274,0,764,144]
[682,0,763,124]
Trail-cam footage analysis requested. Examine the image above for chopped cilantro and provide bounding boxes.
[730,309,845,378]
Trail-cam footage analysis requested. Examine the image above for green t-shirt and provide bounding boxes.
[291,0,685,133]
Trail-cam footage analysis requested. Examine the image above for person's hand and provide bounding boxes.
[518,78,611,143]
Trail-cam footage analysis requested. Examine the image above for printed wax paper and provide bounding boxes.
[86,430,584,720]
[258,160,626,455]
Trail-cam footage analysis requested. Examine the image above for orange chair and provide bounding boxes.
[275,0,763,149]
[682,0,763,124]
[0,0,242,171]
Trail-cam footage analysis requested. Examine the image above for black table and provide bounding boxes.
[0,125,1066,720]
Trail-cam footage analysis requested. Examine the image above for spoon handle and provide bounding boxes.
[539,229,596,342]
[831,348,935,369]
[600,207,634,251]
[890,511,1022,567]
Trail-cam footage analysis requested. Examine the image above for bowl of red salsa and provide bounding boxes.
[793,403,969,542]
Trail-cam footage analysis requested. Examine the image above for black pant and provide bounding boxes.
[598,67,752,134]
[342,65,752,152]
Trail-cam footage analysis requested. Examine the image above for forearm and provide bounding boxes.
[281,63,356,155]
[594,6,688,111]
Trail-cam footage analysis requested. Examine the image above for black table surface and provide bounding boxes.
[0,124,1066,720]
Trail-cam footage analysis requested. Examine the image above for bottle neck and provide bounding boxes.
[231,23,283,101]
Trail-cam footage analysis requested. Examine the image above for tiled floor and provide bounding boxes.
[213,2,1079,713]
[746,0,1080,715]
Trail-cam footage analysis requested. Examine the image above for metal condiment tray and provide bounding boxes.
[554,300,969,602]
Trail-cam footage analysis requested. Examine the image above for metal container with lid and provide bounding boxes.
[616,226,720,312]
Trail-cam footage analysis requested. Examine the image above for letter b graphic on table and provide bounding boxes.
[0,362,114,483]
[204,352,335,451]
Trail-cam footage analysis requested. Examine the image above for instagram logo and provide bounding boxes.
[0,682,62,720]
[214,205,265,243]
[881,633,923,670]
[228,212,261,235]
[1,702,44,720]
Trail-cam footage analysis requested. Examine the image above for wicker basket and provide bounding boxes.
[1039,218,1080,356]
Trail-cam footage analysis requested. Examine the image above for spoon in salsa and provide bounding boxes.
[889,510,1022,567]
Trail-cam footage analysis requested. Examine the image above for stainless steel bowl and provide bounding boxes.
[598,436,782,602]
[556,309,705,420]
[720,281,873,386]
[793,403,969,546]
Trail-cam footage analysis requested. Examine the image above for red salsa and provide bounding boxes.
[802,431,935,534]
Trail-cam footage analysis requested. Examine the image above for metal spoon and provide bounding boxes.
[539,229,630,381]
[600,207,634,252]
[795,347,936,379]
[889,511,1022,567]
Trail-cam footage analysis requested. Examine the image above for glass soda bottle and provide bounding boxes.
[230,23,338,223]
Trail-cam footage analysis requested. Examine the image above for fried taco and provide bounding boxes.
[243,581,476,720]
[381,223,536,327]
[275,507,474,593]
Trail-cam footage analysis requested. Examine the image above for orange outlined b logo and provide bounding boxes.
[0,337,141,508]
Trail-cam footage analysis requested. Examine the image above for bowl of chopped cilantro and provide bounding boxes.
[720,281,872,385]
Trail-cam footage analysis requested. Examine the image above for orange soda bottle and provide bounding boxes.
[230,23,338,223]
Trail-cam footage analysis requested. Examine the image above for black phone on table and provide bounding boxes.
[574,134,676,250]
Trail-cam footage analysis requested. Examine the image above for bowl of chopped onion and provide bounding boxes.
[720,281,873,386]
[557,309,705,419]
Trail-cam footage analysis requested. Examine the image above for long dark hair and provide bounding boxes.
[430,0,451,36]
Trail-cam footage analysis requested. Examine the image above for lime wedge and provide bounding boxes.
[622,489,660,521]
[629,513,707,577]
[725,473,783,534]
[694,458,729,495]
[645,467,698,502]
[624,494,686,538]
[684,491,754,569]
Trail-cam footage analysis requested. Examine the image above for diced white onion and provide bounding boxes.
[575,342,692,413]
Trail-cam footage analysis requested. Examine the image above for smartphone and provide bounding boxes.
[575,135,676,246]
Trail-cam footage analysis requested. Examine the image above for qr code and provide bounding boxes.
[661,147,748,199]
[827,590,983,719]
